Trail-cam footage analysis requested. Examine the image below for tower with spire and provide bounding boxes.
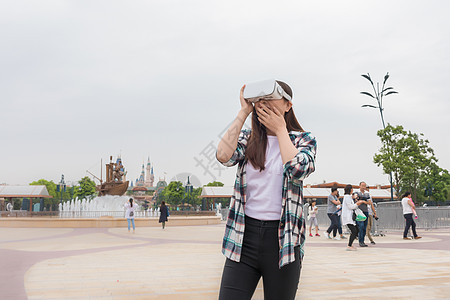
[145,157,154,187]
[136,163,146,186]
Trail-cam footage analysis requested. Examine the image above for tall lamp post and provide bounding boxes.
[57,175,66,209]
[360,72,398,201]
[185,176,193,211]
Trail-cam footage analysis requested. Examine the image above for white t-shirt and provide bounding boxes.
[308,206,318,218]
[401,197,413,214]
[124,202,138,219]
[245,135,283,220]
[342,195,358,226]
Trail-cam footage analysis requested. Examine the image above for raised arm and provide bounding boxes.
[216,85,252,163]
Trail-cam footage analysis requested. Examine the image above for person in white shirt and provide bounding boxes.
[308,200,319,237]
[401,192,422,240]
[124,198,138,233]
[342,185,364,251]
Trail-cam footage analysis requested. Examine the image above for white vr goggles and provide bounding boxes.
[243,79,292,103]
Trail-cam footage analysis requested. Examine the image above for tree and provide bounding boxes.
[420,163,450,202]
[205,181,224,187]
[190,187,203,206]
[30,179,57,198]
[374,125,447,203]
[74,176,97,200]
[30,179,61,210]
[159,181,184,206]
[400,131,437,201]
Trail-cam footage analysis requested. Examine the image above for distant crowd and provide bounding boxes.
[307,181,421,251]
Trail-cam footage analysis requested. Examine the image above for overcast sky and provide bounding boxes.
[1,0,449,188]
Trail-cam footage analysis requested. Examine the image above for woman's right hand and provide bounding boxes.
[239,85,253,115]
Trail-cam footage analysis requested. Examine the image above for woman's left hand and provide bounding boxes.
[256,102,286,135]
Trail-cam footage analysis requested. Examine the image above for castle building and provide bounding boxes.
[128,157,165,208]
[135,157,154,188]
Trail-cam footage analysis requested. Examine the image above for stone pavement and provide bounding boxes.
[1,223,449,299]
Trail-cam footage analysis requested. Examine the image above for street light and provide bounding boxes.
[185,176,193,210]
[360,72,398,202]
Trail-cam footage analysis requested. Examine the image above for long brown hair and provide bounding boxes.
[245,80,304,171]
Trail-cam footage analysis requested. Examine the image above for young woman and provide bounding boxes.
[216,81,317,300]
[308,200,320,237]
[401,192,422,240]
[124,198,137,233]
[341,185,364,251]
[159,201,169,229]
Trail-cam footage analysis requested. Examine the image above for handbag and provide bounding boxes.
[354,208,367,222]
[129,211,134,217]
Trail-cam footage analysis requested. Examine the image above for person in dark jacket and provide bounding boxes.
[159,201,169,229]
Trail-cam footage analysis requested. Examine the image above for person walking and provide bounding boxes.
[308,200,320,237]
[335,191,345,239]
[159,201,169,229]
[365,186,377,245]
[342,185,364,251]
[325,187,341,240]
[216,80,317,300]
[402,192,422,240]
[124,198,137,233]
[355,182,370,247]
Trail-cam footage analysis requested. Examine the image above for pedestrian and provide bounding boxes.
[308,200,320,237]
[124,198,137,233]
[402,192,422,240]
[335,191,345,239]
[342,185,365,251]
[365,185,378,245]
[216,80,317,299]
[7,201,13,212]
[159,201,169,229]
[325,187,341,240]
[355,182,371,247]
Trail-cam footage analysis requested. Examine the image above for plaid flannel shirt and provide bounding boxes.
[218,129,317,268]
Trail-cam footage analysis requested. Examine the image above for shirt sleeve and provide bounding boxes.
[216,129,251,167]
[283,132,317,180]
[344,197,358,210]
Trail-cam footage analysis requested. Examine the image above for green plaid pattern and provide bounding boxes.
[218,129,317,268]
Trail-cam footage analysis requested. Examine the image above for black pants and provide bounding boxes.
[219,216,301,300]
[326,213,340,237]
[403,213,418,238]
[347,224,359,247]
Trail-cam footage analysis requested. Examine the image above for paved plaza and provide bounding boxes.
[1,222,450,299]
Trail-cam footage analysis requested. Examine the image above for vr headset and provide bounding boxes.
[243,79,292,103]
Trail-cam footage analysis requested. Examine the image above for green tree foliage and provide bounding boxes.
[188,187,203,206]
[205,181,224,187]
[374,125,449,203]
[74,176,97,200]
[30,179,71,210]
[159,181,184,206]
[30,179,57,198]
[421,164,450,202]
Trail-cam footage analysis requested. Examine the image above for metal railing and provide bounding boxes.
[0,210,217,219]
[313,204,450,231]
